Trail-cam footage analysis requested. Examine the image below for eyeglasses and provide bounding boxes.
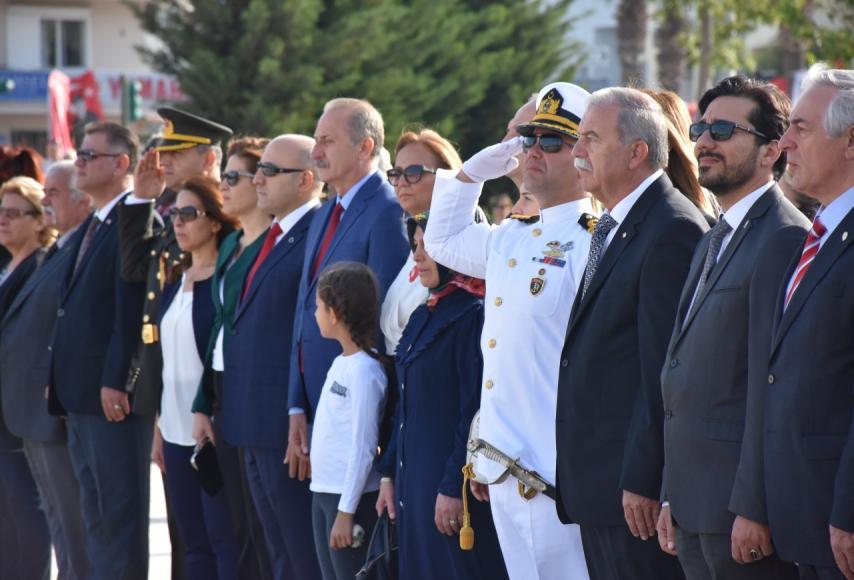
[256,162,305,177]
[521,134,569,154]
[689,120,770,143]
[77,149,122,162]
[169,206,208,222]
[0,207,38,219]
[221,171,254,187]
[386,165,437,186]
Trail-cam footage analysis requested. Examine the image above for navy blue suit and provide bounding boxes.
[388,290,508,580]
[226,207,323,580]
[48,200,152,580]
[761,205,854,573]
[287,172,408,419]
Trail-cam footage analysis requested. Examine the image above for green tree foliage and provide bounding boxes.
[129,0,581,156]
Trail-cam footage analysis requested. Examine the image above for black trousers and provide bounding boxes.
[213,370,273,580]
[675,525,798,580]
[581,523,686,580]
[797,563,846,580]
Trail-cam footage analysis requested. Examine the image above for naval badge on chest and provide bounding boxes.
[530,275,546,296]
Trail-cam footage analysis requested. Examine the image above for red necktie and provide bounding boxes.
[784,216,826,308]
[311,202,343,280]
[243,223,282,298]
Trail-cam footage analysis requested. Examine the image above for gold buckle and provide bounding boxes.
[518,481,538,501]
[142,323,159,344]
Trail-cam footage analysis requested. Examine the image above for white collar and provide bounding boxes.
[721,181,775,231]
[607,169,664,226]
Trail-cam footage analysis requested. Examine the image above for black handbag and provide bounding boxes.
[356,513,398,580]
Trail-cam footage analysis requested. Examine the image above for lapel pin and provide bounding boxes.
[743,220,750,229]
[288,237,295,243]
[105,218,112,225]
[621,232,627,239]
[843,231,848,242]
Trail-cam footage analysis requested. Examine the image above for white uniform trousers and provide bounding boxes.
[490,478,589,580]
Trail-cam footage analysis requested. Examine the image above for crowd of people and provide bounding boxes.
[0,61,852,580]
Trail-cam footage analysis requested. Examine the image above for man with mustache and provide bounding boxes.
[657,75,807,580]
[424,82,594,580]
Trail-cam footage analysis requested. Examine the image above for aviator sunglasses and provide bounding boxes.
[521,134,568,154]
[256,162,305,177]
[689,120,770,143]
[387,165,437,186]
[169,206,208,222]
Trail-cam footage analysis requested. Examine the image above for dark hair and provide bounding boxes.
[317,261,381,353]
[226,136,270,174]
[166,175,239,283]
[698,75,792,178]
[84,122,140,174]
[0,145,45,185]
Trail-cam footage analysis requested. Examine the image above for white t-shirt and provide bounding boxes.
[159,276,204,446]
[309,351,386,513]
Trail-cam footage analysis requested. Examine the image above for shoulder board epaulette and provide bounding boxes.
[579,212,598,234]
[507,213,540,224]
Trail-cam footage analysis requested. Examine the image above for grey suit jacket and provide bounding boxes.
[660,186,809,534]
[0,241,76,443]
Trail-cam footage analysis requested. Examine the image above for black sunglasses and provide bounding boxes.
[221,170,254,187]
[386,165,437,186]
[257,162,305,177]
[689,120,770,143]
[77,149,122,162]
[169,206,208,222]
[521,134,568,154]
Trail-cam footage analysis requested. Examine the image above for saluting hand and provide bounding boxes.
[133,149,165,200]
[457,137,524,183]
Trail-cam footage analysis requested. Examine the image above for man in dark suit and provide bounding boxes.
[0,160,92,579]
[219,134,324,579]
[47,122,149,579]
[555,87,708,580]
[285,98,409,479]
[657,76,807,579]
[756,65,854,580]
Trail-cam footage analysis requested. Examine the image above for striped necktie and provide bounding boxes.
[784,216,826,309]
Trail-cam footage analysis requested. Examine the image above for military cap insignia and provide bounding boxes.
[539,89,562,116]
[530,276,546,296]
[579,212,598,234]
[508,213,540,224]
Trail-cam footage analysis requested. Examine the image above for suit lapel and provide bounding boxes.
[771,207,854,355]
[236,211,313,321]
[4,243,70,321]
[668,237,709,348]
[568,179,663,332]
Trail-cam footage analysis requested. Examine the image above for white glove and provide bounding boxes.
[460,136,524,183]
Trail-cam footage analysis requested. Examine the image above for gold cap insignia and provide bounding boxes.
[539,89,562,116]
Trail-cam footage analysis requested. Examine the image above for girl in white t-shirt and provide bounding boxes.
[309,262,388,580]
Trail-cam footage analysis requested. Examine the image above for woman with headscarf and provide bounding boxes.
[376,213,508,580]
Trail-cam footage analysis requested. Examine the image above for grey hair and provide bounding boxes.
[801,63,854,138]
[588,87,669,169]
[323,98,385,158]
[47,160,88,201]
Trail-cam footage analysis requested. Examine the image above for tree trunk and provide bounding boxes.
[656,1,686,93]
[617,0,647,85]
[696,1,713,101]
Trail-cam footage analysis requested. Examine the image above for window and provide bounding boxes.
[40,19,86,68]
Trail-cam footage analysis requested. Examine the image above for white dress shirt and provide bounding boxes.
[159,276,204,446]
[424,169,595,482]
[309,351,386,513]
[603,169,664,250]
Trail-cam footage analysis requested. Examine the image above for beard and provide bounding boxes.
[699,146,760,198]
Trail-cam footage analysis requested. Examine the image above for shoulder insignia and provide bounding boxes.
[578,212,598,234]
[508,213,540,224]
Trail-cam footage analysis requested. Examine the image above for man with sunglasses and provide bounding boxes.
[45,122,151,579]
[423,82,594,580]
[554,88,709,580]
[658,76,807,580]
[219,134,324,579]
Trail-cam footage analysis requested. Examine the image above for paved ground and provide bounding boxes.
[51,464,171,579]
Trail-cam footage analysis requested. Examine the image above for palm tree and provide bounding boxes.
[617,0,647,85]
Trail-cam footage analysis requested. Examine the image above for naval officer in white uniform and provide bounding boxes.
[424,82,594,580]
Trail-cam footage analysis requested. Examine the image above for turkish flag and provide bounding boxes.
[69,70,105,121]
[47,70,74,158]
